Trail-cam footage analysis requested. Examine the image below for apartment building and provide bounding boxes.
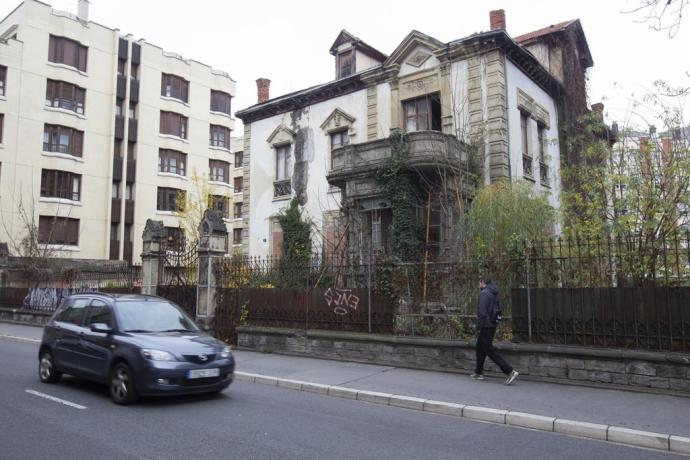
[0,0,240,263]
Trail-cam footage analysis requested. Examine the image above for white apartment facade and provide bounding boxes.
[0,0,241,264]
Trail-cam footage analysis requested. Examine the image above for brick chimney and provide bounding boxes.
[489,9,506,31]
[256,78,271,104]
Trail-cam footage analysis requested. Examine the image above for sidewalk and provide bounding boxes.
[3,322,688,438]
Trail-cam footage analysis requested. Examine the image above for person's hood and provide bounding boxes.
[484,282,499,296]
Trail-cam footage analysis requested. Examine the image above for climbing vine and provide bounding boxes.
[376,130,422,262]
[276,197,312,286]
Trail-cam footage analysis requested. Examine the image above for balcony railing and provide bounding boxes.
[329,131,471,180]
[273,179,291,198]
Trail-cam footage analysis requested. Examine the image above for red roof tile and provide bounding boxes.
[514,19,578,43]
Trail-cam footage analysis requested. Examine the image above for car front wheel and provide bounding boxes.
[38,351,62,383]
[110,363,137,405]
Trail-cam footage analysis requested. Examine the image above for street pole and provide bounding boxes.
[525,240,532,340]
[368,234,372,334]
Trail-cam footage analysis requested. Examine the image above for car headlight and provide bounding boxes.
[220,346,231,359]
[141,349,176,361]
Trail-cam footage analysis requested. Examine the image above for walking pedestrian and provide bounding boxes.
[471,277,519,385]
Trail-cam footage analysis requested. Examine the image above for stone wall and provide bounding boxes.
[237,326,690,395]
[0,308,52,326]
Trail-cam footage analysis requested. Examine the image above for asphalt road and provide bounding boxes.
[0,338,684,460]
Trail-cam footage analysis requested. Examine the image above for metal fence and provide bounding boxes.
[0,266,142,311]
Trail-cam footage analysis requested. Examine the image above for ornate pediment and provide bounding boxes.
[384,30,444,67]
[266,125,296,146]
[320,108,356,133]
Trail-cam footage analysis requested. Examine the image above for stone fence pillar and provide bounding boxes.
[140,220,165,296]
[196,210,228,325]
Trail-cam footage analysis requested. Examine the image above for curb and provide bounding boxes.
[234,371,690,455]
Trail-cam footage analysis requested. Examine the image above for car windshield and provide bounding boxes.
[116,301,200,333]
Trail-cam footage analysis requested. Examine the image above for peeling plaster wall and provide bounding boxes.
[449,60,470,142]
[248,90,369,257]
[505,59,561,210]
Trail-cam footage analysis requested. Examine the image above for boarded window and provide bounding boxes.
[210,90,232,115]
[161,74,189,102]
[159,111,188,139]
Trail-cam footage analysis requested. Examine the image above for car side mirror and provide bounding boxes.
[90,323,112,334]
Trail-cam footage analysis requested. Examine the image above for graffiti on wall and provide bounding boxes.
[22,286,98,311]
[324,287,360,316]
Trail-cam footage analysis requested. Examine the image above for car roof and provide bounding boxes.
[67,293,172,303]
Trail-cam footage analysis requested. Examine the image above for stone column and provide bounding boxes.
[196,210,228,326]
[140,220,165,296]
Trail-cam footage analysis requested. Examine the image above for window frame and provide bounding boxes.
[209,159,230,183]
[336,50,354,79]
[402,93,441,133]
[48,35,88,72]
[233,228,242,245]
[160,73,189,103]
[40,169,82,201]
[159,111,188,139]
[43,124,84,157]
[275,144,291,181]
[158,149,187,176]
[209,124,231,149]
[233,202,243,219]
[45,79,86,115]
[329,129,350,168]
[210,90,232,115]
[234,151,244,168]
[156,187,185,212]
[38,216,79,246]
[208,195,229,219]
[0,65,6,96]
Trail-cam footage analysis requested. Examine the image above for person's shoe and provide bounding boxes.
[504,370,519,385]
[470,373,485,380]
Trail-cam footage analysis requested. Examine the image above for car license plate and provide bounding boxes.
[187,368,220,379]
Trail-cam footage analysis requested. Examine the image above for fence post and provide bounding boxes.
[140,220,165,296]
[196,210,229,329]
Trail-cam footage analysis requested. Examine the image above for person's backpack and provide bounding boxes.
[490,297,503,325]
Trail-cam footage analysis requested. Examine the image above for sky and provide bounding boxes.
[23,0,689,130]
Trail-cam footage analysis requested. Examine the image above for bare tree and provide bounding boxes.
[623,0,688,38]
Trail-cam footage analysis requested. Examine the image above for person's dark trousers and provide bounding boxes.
[475,327,513,375]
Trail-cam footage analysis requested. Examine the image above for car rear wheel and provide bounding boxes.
[38,351,62,383]
[110,363,137,405]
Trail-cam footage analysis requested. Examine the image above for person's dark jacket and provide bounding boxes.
[477,282,499,330]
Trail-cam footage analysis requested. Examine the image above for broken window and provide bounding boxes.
[403,93,441,132]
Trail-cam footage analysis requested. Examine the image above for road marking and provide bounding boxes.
[25,389,87,410]
[0,334,40,344]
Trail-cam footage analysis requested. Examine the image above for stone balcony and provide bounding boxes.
[327,131,474,199]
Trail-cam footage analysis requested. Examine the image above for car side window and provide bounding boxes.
[86,300,111,328]
[58,298,90,326]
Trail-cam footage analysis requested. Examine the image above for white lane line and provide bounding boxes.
[0,334,40,344]
[25,389,87,410]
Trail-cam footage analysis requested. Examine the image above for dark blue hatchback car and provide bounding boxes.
[38,293,235,404]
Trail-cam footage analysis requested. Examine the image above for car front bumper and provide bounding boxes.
[136,358,235,396]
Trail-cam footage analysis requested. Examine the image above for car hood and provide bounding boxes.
[125,331,226,355]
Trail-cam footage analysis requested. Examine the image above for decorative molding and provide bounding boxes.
[406,50,432,68]
[266,125,296,146]
[517,88,551,128]
[320,108,356,133]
